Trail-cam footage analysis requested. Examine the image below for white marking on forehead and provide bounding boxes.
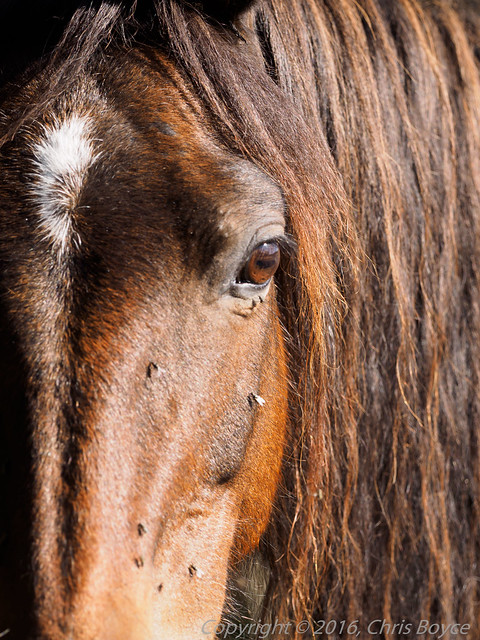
[31,114,98,252]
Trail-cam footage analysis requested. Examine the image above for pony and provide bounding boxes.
[0,0,479,638]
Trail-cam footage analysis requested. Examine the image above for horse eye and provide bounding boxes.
[239,241,281,285]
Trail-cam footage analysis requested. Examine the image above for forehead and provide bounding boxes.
[8,50,284,274]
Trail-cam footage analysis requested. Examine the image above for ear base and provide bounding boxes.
[191,0,257,23]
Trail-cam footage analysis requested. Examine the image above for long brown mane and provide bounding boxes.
[1,0,479,635]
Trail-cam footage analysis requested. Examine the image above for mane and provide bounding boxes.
[1,0,480,633]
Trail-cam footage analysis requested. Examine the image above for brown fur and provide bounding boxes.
[0,0,479,637]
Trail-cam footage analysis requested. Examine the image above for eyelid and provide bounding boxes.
[273,233,297,256]
[238,232,295,274]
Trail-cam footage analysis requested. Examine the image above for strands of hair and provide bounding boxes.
[1,0,479,636]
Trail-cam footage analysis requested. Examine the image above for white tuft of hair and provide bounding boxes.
[31,115,99,253]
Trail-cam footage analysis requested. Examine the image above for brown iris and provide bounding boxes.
[241,241,281,285]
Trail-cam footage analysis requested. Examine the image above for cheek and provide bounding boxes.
[231,314,288,557]
[152,493,238,640]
